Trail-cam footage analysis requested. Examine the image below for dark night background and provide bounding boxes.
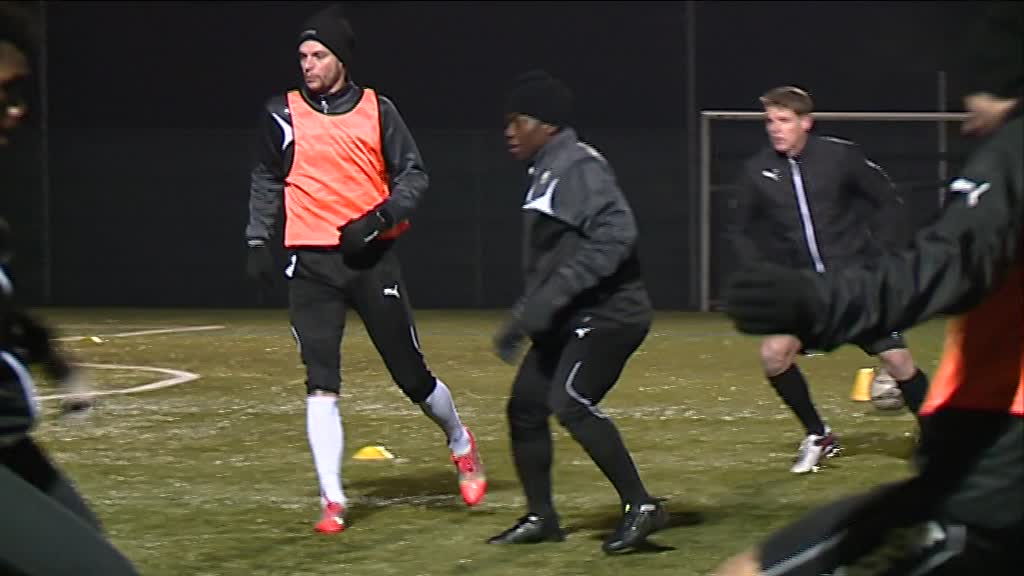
[1,1,989,310]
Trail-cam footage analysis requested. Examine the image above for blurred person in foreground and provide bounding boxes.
[1,2,138,574]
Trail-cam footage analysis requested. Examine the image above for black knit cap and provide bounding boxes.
[504,70,574,127]
[298,4,355,68]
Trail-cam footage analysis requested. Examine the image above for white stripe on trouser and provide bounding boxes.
[290,325,302,355]
[905,524,967,576]
[0,266,13,296]
[762,531,845,576]
[1,351,37,418]
[409,325,421,352]
[788,158,826,273]
[563,361,607,419]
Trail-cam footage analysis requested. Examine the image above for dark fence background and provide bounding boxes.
[2,1,989,309]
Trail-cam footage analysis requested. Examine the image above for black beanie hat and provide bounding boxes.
[504,70,574,127]
[298,4,355,68]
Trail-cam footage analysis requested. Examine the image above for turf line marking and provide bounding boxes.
[56,325,225,342]
[36,363,200,401]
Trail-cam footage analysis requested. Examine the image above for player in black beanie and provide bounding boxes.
[490,70,669,554]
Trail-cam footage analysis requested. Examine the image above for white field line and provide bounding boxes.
[36,363,200,401]
[39,324,223,400]
[56,325,225,342]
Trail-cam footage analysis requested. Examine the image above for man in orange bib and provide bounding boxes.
[244,5,485,534]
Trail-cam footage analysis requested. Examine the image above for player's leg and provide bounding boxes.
[0,449,139,576]
[760,335,838,473]
[547,318,667,554]
[346,250,484,505]
[866,334,929,416]
[488,343,565,544]
[287,251,349,532]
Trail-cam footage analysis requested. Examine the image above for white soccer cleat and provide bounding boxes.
[791,428,841,474]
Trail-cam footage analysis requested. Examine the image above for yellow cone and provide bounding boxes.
[851,367,875,402]
[352,445,395,460]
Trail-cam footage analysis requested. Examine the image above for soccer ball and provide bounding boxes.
[870,368,905,411]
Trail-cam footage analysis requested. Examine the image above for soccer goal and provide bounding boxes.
[699,110,973,312]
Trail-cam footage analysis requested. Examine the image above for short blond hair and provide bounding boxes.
[760,86,814,116]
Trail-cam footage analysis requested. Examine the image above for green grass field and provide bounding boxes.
[28,309,944,575]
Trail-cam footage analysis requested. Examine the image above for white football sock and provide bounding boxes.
[419,379,470,455]
[307,395,346,506]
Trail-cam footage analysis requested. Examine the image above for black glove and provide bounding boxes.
[338,206,394,257]
[493,316,528,365]
[246,239,276,285]
[724,264,825,339]
[492,293,564,364]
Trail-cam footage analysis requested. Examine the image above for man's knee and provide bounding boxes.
[760,335,800,377]
[298,334,341,395]
[551,390,605,433]
[878,348,916,381]
[507,396,549,441]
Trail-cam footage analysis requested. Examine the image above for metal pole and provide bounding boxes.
[937,70,948,209]
[474,131,484,307]
[38,0,52,304]
[685,0,699,310]
[701,111,970,121]
[699,114,710,312]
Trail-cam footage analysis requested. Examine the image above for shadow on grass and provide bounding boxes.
[563,499,706,554]
[342,468,519,523]
[829,430,918,461]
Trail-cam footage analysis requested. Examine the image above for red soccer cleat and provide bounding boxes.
[451,428,487,506]
[314,501,347,534]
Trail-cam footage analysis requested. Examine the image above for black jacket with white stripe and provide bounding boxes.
[729,134,905,273]
[515,128,652,335]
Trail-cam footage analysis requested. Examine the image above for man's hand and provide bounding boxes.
[724,264,825,339]
[962,93,1020,136]
[491,292,566,364]
[338,207,393,257]
[493,316,528,365]
[713,550,761,576]
[246,239,276,285]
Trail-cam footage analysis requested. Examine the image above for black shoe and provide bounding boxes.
[487,514,565,544]
[602,501,669,554]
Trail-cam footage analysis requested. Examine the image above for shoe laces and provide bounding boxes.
[453,451,478,474]
[798,429,830,451]
[623,502,656,519]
